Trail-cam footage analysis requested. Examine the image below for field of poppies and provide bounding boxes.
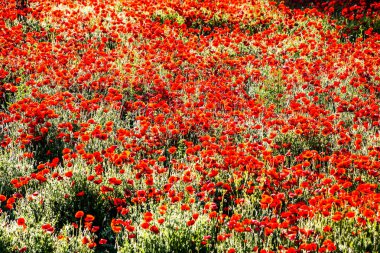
[1,0,380,252]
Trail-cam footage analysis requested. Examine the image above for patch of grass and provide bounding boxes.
[0,149,34,197]
[0,221,13,253]
[120,210,215,253]
[152,9,185,25]
[273,131,330,156]
[245,69,286,112]
[0,214,55,253]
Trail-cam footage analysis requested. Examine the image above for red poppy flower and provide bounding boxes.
[75,211,84,218]
[150,225,159,234]
[141,222,150,229]
[99,239,107,245]
[84,214,95,222]
[168,146,177,154]
[0,195,6,202]
[17,218,26,226]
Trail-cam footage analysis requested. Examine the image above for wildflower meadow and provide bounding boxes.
[1,0,380,252]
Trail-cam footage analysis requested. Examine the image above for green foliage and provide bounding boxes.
[245,69,286,112]
[54,225,96,253]
[0,150,34,196]
[273,131,330,156]
[0,221,13,253]
[120,212,215,253]
[0,214,54,253]
[152,9,185,25]
[299,214,380,253]
[51,175,110,229]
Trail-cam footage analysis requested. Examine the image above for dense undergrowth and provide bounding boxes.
[1,0,380,252]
